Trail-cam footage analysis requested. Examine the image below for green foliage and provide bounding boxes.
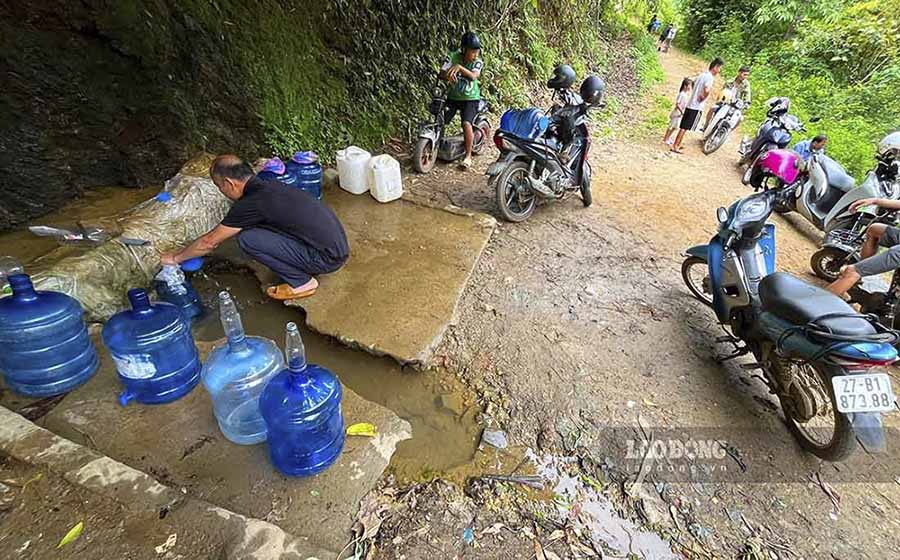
[681,0,900,177]
[632,33,666,89]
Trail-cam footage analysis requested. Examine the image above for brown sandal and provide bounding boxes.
[266,283,317,301]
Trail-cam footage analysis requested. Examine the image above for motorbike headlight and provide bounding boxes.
[735,196,769,224]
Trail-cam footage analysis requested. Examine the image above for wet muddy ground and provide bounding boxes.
[384,47,900,559]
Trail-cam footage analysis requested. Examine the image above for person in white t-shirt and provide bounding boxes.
[671,58,724,154]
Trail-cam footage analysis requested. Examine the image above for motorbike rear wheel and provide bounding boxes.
[702,123,730,155]
[681,256,713,307]
[580,162,593,207]
[774,360,857,462]
[495,161,536,222]
[810,247,850,282]
[413,137,438,174]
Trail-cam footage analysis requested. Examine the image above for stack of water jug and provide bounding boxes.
[257,151,324,200]
[0,266,345,478]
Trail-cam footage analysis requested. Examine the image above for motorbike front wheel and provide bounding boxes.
[495,161,536,222]
[810,247,851,282]
[580,162,593,207]
[702,123,731,155]
[413,137,438,174]
[774,360,857,462]
[681,256,713,307]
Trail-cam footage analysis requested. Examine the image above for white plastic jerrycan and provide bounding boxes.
[336,146,372,195]
[367,154,403,203]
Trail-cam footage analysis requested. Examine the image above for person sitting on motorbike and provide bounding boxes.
[828,196,900,297]
[702,66,751,132]
[793,134,828,162]
[442,31,484,169]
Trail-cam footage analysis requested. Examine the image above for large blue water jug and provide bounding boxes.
[257,157,298,187]
[260,322,344,476]
[286,151,323,199]
[0,274,99,397]
[154,266,203,322]
[499,108,549,140]
[102,288,201,406]
[201,291,284,445]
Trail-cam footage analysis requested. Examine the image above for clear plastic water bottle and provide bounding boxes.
[260,322,344,476]
[201,292,284,445]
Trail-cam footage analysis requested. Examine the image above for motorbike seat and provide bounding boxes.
[821,156,855,192]
[759,272,875,337]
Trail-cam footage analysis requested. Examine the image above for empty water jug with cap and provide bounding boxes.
[286,151,323,199]
[154,264,203,322]
[368,154,403,203]
[336,146,372,195]
[260,322,344,476]
[102,288,201,406]
[0,274,99,397]
[201,291,284,444]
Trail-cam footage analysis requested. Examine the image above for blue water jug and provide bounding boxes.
[201,291,284,445]
[499,108,549,140]
[260,322,344,476]
[154,265,203,322]
[257,157,298,187]
[286,151,323,199]
[0,274,99,397]
[102,288,201,406]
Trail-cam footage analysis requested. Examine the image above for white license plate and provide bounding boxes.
[832,373,896,413]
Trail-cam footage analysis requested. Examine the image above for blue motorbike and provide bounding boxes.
[681,184,899,461]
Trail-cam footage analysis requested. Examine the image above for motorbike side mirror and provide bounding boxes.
[716,207,729,224]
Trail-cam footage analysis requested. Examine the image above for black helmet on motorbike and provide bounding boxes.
[461,31,481,51]
[547,64,576,90]
[766,97,790,117]
[579,75,606,105]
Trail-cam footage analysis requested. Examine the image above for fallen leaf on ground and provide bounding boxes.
[57,521,83,548]
[347,423,377,437]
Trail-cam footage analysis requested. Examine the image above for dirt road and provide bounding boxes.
[394,47,900,559]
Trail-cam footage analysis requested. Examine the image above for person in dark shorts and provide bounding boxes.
[828,197,900,297]
[672,57,723,154]
[442,31,484,169]
[160,155,349,301]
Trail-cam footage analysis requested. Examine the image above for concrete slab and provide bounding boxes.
[35,336,411,553]
[286,188,496,366]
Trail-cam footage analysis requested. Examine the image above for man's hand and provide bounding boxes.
[159,252,179,266]
[850,198,881,212]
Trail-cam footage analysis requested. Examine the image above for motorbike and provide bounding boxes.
[702,88,747,155]
[807,140,900,281]
[487,75,605,222]
[413,68,491,174]
[681,148,899,461]
[737,97,808,184]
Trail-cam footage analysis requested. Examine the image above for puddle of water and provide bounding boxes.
[528,450,677,559]
[0,186,153,266]
[190,268,483,482]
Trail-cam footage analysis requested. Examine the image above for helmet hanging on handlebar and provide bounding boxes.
[580,75,606,105]
[547,64,577,90]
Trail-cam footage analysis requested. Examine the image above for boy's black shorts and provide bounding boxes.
[445,99,479,125]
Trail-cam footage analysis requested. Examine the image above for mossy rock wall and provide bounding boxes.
[0,0,626,231]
